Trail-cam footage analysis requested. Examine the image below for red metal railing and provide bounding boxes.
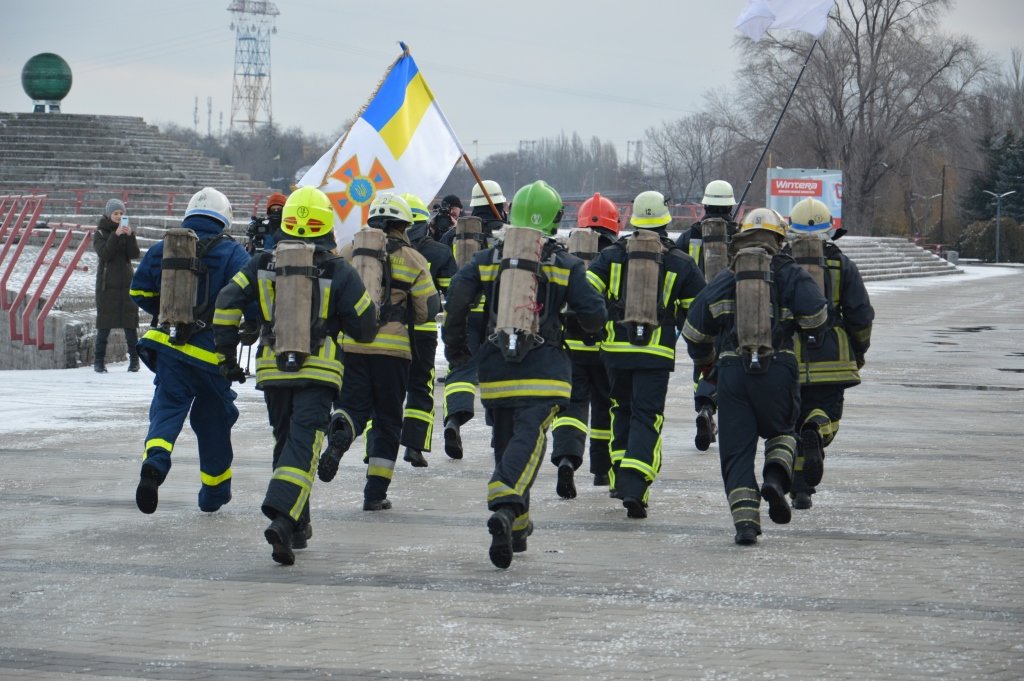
[19,187,270,218]
[1,195,98,350]
[0,194,48,310]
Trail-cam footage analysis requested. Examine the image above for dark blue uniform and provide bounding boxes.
[443,235,606,564]
[683,250,828,539]
[213,236,376,548]
[587,227,706,515]
[789,240,874,505]
[129,214,252,513]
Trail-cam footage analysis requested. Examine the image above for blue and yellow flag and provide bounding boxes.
[299,44,464,242]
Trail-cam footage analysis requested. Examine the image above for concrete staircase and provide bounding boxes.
[0,112,274,219]
[836,236,961,281]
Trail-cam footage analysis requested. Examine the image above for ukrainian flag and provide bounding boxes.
[299,44,464,243]
[362,56,437,160]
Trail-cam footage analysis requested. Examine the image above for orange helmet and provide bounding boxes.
[577,192,620,234]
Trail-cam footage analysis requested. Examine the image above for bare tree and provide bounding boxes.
[734,0,986,232]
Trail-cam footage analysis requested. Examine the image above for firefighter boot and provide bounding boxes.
[265,515,296,566]
[734,522,760,546]
[593,473,610,487]
[128,352,140,372]
[403,446,428,466]
[487,507,516,569]
[135,465,161,514]
[761,468,792,525]
[694,406,717,452]
[292,522,313,550]
[318,416,354,482]
[512,519,534,553]
[403,447,428,468]
[555,460,577,499]
[443,417,463,460]
[792,492,813,510]
[800,427,824,487]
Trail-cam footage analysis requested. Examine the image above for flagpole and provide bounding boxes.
[732,39,818,220]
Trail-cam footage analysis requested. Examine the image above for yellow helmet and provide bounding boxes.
[739,207,786,237]
[400,193,430,223]
[788,198,835,239]
[630,190,672,228]
[281,186,334,238]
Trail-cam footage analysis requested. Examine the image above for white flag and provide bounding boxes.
[736,0,833,42]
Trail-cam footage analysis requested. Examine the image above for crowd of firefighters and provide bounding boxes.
[124,174,873,568]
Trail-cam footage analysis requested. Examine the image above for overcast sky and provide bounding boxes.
[1,0,1020,161]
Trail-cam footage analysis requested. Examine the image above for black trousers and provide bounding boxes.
[550,352,612,475]
[608,368,670,502]
[400,330,439,451]
[717,358,799,529]
[793,384,846,495]
[486,402,560,521]
[95,326,139,361]
[262,384,334,527]
[338,353,410,501]
[442,311,485,426]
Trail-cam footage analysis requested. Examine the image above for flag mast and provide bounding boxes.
[732,38,818,220]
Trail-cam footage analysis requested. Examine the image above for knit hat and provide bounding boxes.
[104,198,126,218]
[441,194,462,209]
[266,192,288,211]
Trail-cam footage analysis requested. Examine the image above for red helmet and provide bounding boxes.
[577,192,620,234]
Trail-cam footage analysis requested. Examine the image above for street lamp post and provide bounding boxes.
[982,190,1017,263]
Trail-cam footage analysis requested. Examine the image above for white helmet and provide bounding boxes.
[788,198,835,239]
[629,190,671,228]
[702,180,735,207]
[470,180,506,207]
[367,192,413,226]
[185,187,233,228]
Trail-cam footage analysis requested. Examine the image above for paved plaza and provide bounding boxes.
[1,267,1022,680]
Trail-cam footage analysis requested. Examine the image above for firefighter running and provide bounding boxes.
[129,187,253,516]
[675,180,740,452]
[364,193,458,468]
[213,186,377,565]
[586,190,706,519]
[682,208,829,545]
[318,193,440,511]
[549,192,620,498]
[784,198,874,510]
[442,180,606,568]
[439,180,508,460]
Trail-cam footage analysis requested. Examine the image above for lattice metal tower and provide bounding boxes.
[228,0,278,133]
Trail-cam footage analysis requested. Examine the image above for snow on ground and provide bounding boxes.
[0,264,1018,442]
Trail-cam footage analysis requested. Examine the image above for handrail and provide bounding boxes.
[35,227,94,351]
[0,195,47,310]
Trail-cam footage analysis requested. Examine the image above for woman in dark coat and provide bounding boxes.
[93,198,141,372]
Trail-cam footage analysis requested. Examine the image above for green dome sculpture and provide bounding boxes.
[22,53,72,110]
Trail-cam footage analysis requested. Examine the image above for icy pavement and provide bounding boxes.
[0,267,1022,680]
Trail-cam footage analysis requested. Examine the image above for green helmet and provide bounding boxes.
[509,181,563,236]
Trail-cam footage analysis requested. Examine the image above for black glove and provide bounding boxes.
[238,320,260,346]
[582,332,602,347]
[446,344,472,369]
[216,346,246,384]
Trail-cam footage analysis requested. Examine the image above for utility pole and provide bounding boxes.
[228,0,279,134]
[982,190,1017,263]
[939,164,946,238]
